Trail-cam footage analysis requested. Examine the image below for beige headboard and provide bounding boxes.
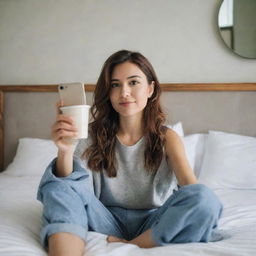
[1,83,256,172]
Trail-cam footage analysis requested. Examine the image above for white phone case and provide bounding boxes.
[58,82,86,106]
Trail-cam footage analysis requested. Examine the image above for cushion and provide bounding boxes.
[4,138,58,176]
[182,133,207,177]
[198,130,256,189]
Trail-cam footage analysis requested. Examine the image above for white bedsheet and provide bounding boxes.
[0,173,256,256]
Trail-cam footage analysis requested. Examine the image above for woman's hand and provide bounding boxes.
[51,100,78,153]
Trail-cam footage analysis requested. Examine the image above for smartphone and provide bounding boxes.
[58,82,86,106]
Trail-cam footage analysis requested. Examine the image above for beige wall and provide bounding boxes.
[1,0,256,168]
[0,0,255,85]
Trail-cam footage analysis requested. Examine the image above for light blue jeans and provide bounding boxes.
[37,157,223,249]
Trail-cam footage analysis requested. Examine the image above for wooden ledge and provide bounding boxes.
[0,83,256,92]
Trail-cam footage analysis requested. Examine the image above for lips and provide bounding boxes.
[119,102,135,106]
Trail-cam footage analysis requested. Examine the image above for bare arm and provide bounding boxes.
[55,149,74,177]
[165,129,198,186]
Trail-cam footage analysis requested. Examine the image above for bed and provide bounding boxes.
[0,83,256,256]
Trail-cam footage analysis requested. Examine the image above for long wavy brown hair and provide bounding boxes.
[83,50,167,177]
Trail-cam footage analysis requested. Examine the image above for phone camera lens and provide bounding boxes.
[60,86,64,90]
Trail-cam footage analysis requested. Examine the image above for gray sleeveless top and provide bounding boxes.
[74,135,177,210]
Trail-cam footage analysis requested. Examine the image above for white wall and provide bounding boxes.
[0,0,255,85]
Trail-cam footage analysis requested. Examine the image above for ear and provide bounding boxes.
[148,81,155,98]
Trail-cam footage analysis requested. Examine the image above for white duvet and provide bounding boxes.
[0,173,256,256]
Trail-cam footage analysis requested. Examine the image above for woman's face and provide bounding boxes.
[109,61,154,118]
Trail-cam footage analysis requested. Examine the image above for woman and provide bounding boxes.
[37,50,223,256]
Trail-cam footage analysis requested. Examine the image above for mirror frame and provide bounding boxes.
[217,0,256,59]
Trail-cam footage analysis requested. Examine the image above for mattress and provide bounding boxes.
[0,173,256,256]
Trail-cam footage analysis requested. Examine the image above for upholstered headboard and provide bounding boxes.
[0,83,256,172]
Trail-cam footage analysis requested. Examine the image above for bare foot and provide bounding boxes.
[107,229,157,248]
[107,235,128,244]
[126,229,157,248]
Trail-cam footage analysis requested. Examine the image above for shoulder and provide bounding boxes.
[165,127,183,146]
[164,127,185,157]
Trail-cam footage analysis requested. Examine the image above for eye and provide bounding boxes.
[129,80,139,86]
[111,83,119,88]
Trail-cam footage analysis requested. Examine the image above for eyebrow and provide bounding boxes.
[111,75,142,81]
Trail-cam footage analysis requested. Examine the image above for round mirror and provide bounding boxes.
[218,0,256,59]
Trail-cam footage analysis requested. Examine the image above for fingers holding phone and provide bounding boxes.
[51,100,78,153]
[51,82,90,152]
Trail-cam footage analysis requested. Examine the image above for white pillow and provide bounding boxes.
[182,133,207,177]
[193,133,208,177]
[198,130,256,189]
[166,122,184,137]
[4,138,58,176]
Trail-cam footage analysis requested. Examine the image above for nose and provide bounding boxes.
[120,84,131,97]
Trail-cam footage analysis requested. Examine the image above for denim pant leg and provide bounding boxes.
[109,206,156,241]
[37,157,126,249]
[137,183,223,246]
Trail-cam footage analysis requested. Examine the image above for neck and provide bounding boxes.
[117,114,144,143]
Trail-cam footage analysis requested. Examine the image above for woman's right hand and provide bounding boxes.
[51,100,78,153]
